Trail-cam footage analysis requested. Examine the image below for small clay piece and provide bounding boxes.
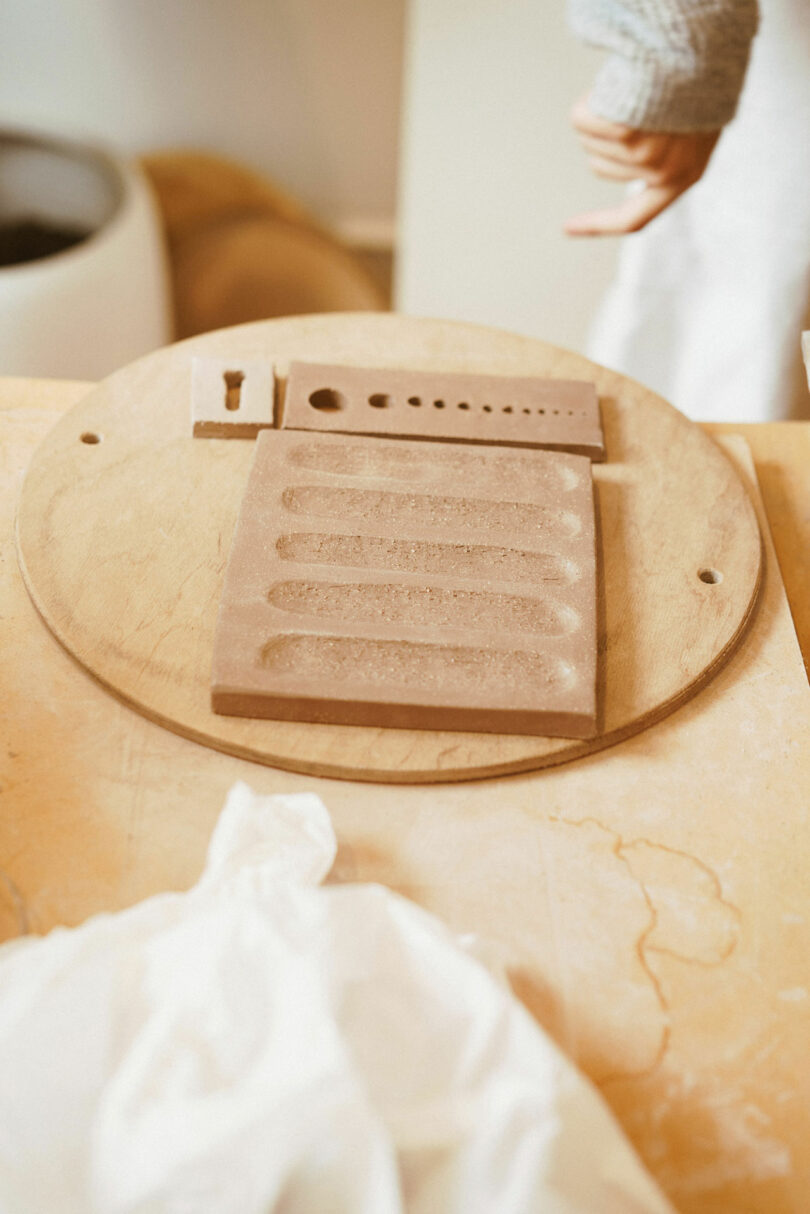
[282,361,605,460]
[191,356,275,438]
[212,430,599,737]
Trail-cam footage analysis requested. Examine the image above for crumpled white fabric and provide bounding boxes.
[0,783,673,1214]
[588,0,810,423]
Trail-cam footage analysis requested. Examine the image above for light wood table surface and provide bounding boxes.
[2,366,809,1214]
[703,421,810,679]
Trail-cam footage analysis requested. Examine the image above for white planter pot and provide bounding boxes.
[0,129,171,379]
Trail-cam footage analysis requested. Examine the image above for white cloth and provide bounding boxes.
[588,0,810,422]
[0,783,673,1214]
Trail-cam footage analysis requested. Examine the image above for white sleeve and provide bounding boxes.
[567,0,759,130]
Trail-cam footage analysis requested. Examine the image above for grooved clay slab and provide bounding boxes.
[282,361,605,460]
[212,430,598,736]
[192,356,275,437]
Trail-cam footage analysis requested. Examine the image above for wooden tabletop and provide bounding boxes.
[704,421,810,678]
[2,355,810,1214]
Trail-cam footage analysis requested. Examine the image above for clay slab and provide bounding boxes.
[212,430,598,737]
[282,361,605,460]
[192,356,275,438]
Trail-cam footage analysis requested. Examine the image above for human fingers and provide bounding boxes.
[576,130,672,170]
[564,182,681,236]
[570,95,636,143]
[572,98,720,174]
[578,130,720,192]
[585,154,670,184]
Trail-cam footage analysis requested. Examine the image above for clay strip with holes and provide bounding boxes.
[281,361,605,460]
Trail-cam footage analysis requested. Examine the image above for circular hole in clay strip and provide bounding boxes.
[698,568,723,584]
[368,393,390,408]
[80,431,101,444]
[309,388,345,412]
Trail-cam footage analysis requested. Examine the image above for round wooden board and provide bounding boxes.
[16,314,762,783]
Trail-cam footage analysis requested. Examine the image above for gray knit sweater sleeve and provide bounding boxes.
[567,0,759,131]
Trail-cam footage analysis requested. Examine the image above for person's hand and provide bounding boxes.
[565,96,720,236]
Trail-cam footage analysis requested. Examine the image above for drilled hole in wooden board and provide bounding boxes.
[369,393,390,408]
[309,388,345,412]
[223,370,245,411]
[699,568,723,585]
[407,396,421,406]
[80,432,101,444]
[433,399,445,409]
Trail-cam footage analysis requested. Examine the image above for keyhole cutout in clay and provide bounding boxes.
[224,370,245,412]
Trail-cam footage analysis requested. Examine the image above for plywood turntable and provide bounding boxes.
[16,313,762,782]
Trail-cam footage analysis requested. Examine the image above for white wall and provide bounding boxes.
[396,0,621,353]
[1,1,622,353]
[0,0,405,240]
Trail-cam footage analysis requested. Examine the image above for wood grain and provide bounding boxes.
[707,421,810,680]
[4,371,810,1213]
[15,314,762,782]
